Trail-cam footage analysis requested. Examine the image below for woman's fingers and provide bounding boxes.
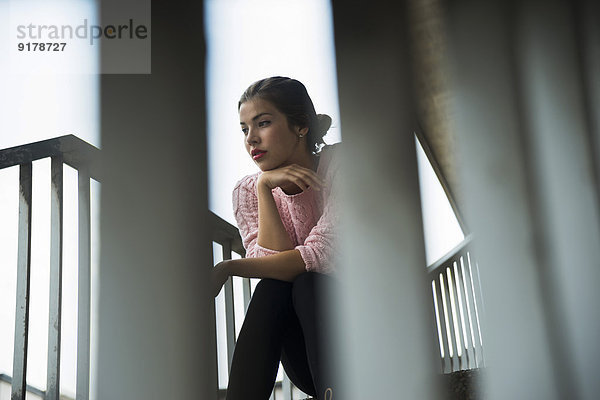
[291,178,308,191]
[296,173,321,191]
[260,164,325,192]
[211,262,229,297]
[285,173,314,192]
[286,165,325,190]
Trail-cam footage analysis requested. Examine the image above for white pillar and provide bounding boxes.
[332,2,442,399]
[446,0,600,398]
[517,1,600,398]
[95,1,216,399]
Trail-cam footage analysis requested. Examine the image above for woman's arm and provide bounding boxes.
[233,166,324,258]
[256,180,294,250]
[214,165,326,297]
[211,250,306,297]
[256,165,324,250]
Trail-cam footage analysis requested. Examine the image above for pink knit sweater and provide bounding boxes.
[232,144,340,274]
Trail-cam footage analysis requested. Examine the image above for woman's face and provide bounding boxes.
[239,98,308,171]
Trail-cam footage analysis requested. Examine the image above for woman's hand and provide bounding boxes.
[211,260,231,297]
[258,164,325,193]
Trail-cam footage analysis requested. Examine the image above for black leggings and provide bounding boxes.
[226,271,334,400]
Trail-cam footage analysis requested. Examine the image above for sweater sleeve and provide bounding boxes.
[294,148,341,274]
[232,174,281,258]
[294,198,338,274]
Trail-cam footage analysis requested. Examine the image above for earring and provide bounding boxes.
[299,134,305,138]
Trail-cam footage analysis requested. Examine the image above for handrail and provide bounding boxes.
[0,135,101,181]
[210,212,245,257]
[427,234,473,275]
[0,373,46,398]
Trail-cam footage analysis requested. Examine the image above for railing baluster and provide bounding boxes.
[210,243,220,399]
[242,278,252,313]
[467,253,485,367]
[76,169,91,400]
[443,269,462,371]
[431,279,447,373]
[449,267,463,366]
[47,156,64,400]
[453,259,472,369]
[439,272,456,372]
[222,241,236,370]
[459,255,477,369]
[11,162,33,400]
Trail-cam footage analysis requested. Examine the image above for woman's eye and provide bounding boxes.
[241,127,248,135]
[258,120,270,127]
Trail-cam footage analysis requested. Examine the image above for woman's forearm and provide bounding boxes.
[257,182,294,251]
[224,250,306,282]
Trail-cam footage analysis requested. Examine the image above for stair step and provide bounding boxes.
[442,368,483,400]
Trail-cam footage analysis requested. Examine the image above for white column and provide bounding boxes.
[446,0,600,398]
[332,2,442,399]
[95,1,215,399]
[517,1,600,398]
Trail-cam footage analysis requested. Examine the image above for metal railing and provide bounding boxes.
[428,235,485,373]
[209,211,248,398]
[0,135,100,400]
[1,136,485,400]
[210,213,305,400]
[0,374,46,399]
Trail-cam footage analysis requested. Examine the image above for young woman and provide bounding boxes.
[211,77,339,400]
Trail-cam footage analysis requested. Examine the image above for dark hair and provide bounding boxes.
[239,76,332,154]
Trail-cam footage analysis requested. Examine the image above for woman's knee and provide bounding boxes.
[292,271,317,290]
[255,278,291,294]
[241,279,294,331]
[292,272,335,314]
[291,272,319,307]
[250,278,293,309]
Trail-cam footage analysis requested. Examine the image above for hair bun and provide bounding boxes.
[316,114,332,137]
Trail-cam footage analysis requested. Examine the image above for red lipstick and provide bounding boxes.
[251,149,267,160]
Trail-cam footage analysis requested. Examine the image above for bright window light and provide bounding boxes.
[416,136,465,265]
